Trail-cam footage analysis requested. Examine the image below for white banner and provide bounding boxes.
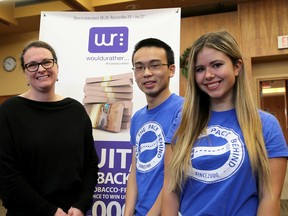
[39,8,181,216]
[39,8,180,141]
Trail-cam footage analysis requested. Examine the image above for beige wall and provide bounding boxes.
[0,31,38,95]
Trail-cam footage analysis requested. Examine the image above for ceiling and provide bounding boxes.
[0,0,255,37]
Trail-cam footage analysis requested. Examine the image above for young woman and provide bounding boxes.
[162,31,288,216]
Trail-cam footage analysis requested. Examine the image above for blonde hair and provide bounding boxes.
[169,31,270,197]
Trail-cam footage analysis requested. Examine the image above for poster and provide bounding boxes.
[39,8,180,215]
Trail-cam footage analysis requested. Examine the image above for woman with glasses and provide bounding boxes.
[161,31,288,216]
[0,41,99,216]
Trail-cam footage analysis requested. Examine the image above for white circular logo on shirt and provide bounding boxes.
[187,125,245,183]
[135,121,165,173]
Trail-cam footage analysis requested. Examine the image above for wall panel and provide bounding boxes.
[239,0,288,58]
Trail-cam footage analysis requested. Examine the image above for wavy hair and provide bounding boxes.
[168,31,270,198]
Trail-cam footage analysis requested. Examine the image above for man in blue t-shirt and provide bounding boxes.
[124,38,183,216]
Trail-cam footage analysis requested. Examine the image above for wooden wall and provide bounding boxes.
[179,0,288,96]
[262,94,288,141]
[239,0,288,58]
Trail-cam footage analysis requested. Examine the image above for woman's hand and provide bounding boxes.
[67,207,84,216]
[54,208,68,216]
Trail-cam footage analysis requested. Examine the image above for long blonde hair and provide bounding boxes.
[169,31,270,197]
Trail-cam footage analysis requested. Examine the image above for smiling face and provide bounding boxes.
[133,46,175,106]
[23,47,58,93]
[194,47,242,110]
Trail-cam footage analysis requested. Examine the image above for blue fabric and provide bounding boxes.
[130,93,183,216]
[166,109,288,216]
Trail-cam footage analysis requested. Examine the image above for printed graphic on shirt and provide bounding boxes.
[135,121,165,173]
[187,125,245,183]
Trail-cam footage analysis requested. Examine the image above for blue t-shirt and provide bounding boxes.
[166,109,288,216]
[130,93,183,216]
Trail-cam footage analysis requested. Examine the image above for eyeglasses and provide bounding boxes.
[132,63,168,73]
[24,59,56,72]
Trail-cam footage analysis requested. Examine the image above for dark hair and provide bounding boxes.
[20,40,58,70]
[132,38,175,66]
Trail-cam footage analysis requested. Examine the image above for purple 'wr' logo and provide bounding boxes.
[88,27,129,53]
